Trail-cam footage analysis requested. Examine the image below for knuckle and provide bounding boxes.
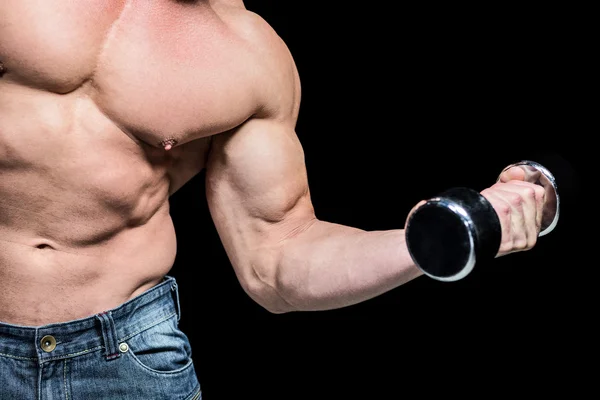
[534,185,546,200]
[513,237,528,250]
[496,202,512,217]
[528,236,538,248]
[507,193,523,207]
[523,186,536,200]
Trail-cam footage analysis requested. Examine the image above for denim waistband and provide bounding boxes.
[0,276,181,364]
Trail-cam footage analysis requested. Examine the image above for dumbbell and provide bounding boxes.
[405,160,560,282]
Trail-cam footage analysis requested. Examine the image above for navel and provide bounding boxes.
[0,61,5,77]
[34,242,55,250]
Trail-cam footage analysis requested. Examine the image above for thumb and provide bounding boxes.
[497,165,526,183]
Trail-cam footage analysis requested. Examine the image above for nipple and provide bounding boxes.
[160,138,178,151]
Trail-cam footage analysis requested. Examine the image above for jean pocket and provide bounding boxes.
[124,315,195,374]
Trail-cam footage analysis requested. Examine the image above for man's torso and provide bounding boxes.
[0,0,268,325]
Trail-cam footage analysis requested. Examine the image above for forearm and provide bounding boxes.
[270,220,423,312]
[206,119,423,313]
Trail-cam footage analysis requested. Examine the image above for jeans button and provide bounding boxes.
[40,335,57,352]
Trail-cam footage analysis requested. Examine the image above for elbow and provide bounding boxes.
[238,237,318,314]
[243,262,326,314]
[240,263,299,315]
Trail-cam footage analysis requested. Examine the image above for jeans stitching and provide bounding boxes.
[119,312,177,343]
[0,313,177,362]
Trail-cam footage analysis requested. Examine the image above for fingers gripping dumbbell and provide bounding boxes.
[405,161,560,282]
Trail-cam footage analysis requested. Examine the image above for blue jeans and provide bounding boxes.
[0,276,201,400]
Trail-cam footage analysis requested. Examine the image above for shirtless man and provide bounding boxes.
[0,1,548,398]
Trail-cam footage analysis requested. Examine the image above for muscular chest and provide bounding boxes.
[0,0,125,92]
[1,0,260,147]
[93,0,259,147]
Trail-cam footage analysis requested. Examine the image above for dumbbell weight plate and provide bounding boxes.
[405,187,501,282]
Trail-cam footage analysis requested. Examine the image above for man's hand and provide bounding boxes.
[481,165,547,257]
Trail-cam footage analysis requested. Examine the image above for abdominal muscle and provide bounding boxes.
[0,209,177,326]
[0,84,194,327]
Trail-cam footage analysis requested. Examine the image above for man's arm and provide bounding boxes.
[205,118,423,314]
[203,10,545,314]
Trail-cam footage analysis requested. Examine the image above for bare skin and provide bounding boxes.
[0,0,546,326]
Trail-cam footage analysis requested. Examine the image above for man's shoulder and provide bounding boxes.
[217,6,289,57]
[216,6,300,123]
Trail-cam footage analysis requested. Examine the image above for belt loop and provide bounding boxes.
[171,280,182,322]
[96,312,120,361]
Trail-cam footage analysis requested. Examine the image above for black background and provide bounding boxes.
[168,2,590,398]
